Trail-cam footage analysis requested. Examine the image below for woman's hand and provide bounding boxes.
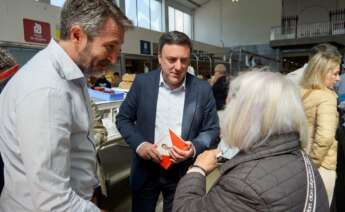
[194,149,220,175]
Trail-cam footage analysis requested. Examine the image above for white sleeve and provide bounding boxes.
[16,88,100,212]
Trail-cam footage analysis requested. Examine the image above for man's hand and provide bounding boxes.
[193,149,220,175]
[170,141,194,164]
[137,142,161,163]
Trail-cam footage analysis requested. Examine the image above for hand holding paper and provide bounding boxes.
[137,142,161,163]
[156,129,193,169]
[170,141,193,164]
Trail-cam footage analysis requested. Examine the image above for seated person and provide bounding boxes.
[173,69,329,212]
[95,75,112,88]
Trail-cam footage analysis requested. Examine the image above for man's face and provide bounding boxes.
[158,44,190,89]
[77,17,124,75]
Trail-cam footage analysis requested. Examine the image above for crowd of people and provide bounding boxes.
[0,0,344,212]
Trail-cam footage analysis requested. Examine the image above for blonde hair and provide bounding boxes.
[300,46,341,89]
[222,69,308,152]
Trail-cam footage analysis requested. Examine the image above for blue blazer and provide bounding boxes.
[116,70,220,191]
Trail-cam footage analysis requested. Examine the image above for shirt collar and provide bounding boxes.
[48,39,84,81]
[159,71,186,92]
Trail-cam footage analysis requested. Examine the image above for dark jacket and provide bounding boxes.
[173,133,329,212]
[331,125,345,212]
[116,70,220,192]
[212,75,228,110]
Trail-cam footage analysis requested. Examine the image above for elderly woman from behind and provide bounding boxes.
[300,44,341,203]
[173,70,328,212]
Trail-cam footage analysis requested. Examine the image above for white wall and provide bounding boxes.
[0,0,224,54]
[0,0,60,45]
[194,0,282,47]
[282,0,338,24]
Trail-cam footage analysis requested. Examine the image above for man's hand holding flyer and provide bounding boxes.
[156,129,189,169]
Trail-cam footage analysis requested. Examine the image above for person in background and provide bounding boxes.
[116,31,219,212]
[0,0,132,211]
[0,48,18,196]
[113,72,121,87]
[300,43,341,204]
[331,66,345,212]
[287,43,337,85]
[95,74,112,88]
[210,64,228,110]
[104,69,116,87]
[173,70,329,212]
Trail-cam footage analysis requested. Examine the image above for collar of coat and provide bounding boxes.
[219,133,300,176]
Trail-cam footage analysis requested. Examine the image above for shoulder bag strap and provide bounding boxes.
[301,150,317,212]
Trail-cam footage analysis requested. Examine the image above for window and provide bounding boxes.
[125,0,137,26]
[150,0,162,32]
[50,0,65,7]
[125,0,163,32]
[138,0,150,29]
[168,6,192,38]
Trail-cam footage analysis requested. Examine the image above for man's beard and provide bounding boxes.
[76,43,111,78]
[77,43,92,78]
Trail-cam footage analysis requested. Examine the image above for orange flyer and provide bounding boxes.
[157,129,189,170]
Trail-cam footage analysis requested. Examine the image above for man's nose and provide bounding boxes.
[108,52,118,64]
[175,60,182,70]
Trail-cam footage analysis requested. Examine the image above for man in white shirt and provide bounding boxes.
[0,0,132,211]
[116,31,219,212]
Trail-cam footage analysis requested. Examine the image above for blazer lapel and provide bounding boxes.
[147,70,160,141]
[181,74,197,140]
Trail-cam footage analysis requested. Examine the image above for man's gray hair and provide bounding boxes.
[60,0,133,40]
[0,48,16,71]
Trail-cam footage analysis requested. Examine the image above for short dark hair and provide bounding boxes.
[158,31,192,54]
[0,48,16,71]
[309,43,340,59]
[60,0,133,40]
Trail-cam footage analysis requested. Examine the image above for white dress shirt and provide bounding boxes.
[154,72,186,143]
[136,72,186,152]
[0,39,99,211]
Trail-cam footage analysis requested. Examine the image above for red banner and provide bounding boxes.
[23,18,51,44]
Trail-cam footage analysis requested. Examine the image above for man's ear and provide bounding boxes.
[69,25,88,51]
[158,53,162,65]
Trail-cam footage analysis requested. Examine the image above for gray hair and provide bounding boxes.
[222,69,308,152]
[0,48,16,71]
[60,0,133,40]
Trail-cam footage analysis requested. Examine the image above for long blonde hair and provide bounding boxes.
[222,69,308,152]
[300,46,341,89]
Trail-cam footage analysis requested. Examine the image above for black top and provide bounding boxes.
[212,76,228,110]
[95,76,111,88]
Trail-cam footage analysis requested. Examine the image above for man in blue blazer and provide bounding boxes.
[116,31,219,212]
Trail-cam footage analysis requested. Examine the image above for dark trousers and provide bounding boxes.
[0,154,3,196]
[331,127,345,211]
[132,172,178,212]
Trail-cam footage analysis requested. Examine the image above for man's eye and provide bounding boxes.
[106,45,114,51]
